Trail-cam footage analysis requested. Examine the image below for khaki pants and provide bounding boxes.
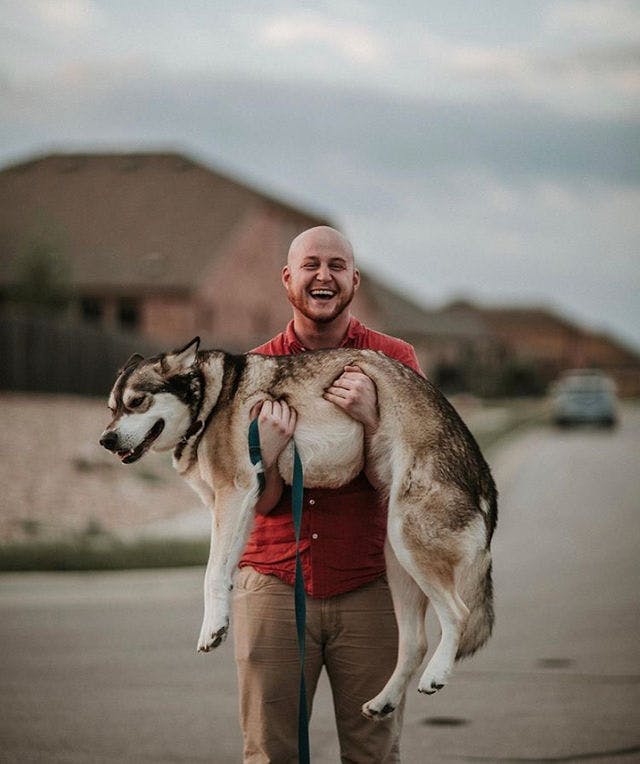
[233,567,403,764]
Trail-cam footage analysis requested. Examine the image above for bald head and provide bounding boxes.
[287,226,355,268]
[282,226,360,328]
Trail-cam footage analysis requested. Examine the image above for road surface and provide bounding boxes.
[1,406,639,762]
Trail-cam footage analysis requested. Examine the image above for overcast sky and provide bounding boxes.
[1,0,639,349]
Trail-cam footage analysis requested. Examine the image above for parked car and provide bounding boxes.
[550,370,618,428]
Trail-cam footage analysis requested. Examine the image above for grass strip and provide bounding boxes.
[0,536,209,572]
[469,400,546,455]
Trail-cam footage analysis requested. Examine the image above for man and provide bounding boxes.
[233,226,423,763]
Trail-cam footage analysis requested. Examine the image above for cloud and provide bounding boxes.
[1,1,638,120]
[261,12,384,65]
[546,0,640,43]
[371,26,640,118]
[5,0,105,33]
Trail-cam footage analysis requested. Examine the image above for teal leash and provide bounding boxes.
[248,418,310,763]
[248,417,266,494]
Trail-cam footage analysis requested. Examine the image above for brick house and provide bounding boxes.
[4,152,634,396]
[0,152,329,349]
[1,152,480,374]
[440,301,640,396]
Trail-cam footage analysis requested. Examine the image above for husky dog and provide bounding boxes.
[100,337,497,719]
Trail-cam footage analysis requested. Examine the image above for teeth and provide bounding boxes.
[310,290,335,297]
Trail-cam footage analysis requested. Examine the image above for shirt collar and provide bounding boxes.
[284,316,365,352]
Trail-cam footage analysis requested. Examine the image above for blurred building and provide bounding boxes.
[0,152,492,385]
[1,152,638,396]
[0,152,332,350]
[440,301,640,397]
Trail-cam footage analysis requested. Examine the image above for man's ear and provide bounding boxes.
[162,337,200,375]
[282,265,291,289]
[353,267,360,291]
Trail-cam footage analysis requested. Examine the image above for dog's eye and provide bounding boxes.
[128,396,145,409]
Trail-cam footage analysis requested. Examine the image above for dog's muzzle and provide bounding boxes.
[100,431,118,452]
[99,419,165,464]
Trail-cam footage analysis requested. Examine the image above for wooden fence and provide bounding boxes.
[0,310,159,397]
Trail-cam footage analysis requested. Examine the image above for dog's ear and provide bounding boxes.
[162,336,200,375]
[119,353,144,374]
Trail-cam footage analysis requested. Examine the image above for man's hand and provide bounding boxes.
[250,400,297,516]
[323,365,379,435]
[250,400,297,469]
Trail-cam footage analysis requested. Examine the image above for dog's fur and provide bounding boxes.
[100,337,497,719]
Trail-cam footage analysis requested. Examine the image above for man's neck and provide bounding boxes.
[292,311,353,350]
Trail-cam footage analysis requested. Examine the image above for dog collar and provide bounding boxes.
[181,419,203,443]
[173,419,203,462]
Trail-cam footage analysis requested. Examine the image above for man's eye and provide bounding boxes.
[129,396,145,409]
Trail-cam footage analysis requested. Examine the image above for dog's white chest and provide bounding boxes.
[277,402,365,489]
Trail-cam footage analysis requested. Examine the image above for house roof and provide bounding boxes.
[442,299,585,336]
[0,152,329,292]
[362,283,489,338]
[442,300,640,364]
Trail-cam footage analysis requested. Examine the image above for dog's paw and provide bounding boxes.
[417,661,450,695]
[361,698,397,721]
[197,617,229,653]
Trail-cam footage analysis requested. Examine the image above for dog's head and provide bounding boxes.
[100,337,201,464]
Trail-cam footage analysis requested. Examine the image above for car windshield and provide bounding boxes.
[562,378,609,392]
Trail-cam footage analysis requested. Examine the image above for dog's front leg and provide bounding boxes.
[198,482,259,653]
[198,518,229,652]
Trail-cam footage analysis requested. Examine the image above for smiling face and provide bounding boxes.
[282,227,360,325]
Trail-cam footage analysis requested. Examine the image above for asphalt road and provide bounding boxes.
[1,406,639,763]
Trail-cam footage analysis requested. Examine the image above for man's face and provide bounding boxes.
[282,240,360,324]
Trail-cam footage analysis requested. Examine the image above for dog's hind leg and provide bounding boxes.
[198,483,259,653]
[386,500,470,696]
[415,572,468,695]
[362,540,428,721]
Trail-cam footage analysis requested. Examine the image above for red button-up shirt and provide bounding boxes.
[239,317,423,598]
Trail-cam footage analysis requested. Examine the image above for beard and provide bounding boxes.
[287,285,355,324]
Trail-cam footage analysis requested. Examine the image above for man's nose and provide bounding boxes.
[315,265,331,281]
[100,431,118,452]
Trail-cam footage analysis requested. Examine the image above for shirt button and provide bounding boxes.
[311,533,319,540]
[309,498,316,506]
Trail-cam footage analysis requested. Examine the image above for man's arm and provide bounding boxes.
[251,400,297,516]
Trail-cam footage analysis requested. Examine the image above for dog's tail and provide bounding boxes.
[455,483,496,660]
[456,546,494,660]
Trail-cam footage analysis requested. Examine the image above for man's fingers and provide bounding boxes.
[324,391,346,407]
[328,379,352,392]
[258,400,272,419]
[325,385,350,399]
[283,406,297,435]
[331,372,363,388]
[333,367,370,386]
[257,398,298,436]
[250,401,264,419]
[329,376,369,396]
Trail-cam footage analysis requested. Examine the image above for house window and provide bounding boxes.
[81,297,103,323]
[118,299,139,330]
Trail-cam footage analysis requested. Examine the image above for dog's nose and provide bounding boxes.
[100,431,118,452]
